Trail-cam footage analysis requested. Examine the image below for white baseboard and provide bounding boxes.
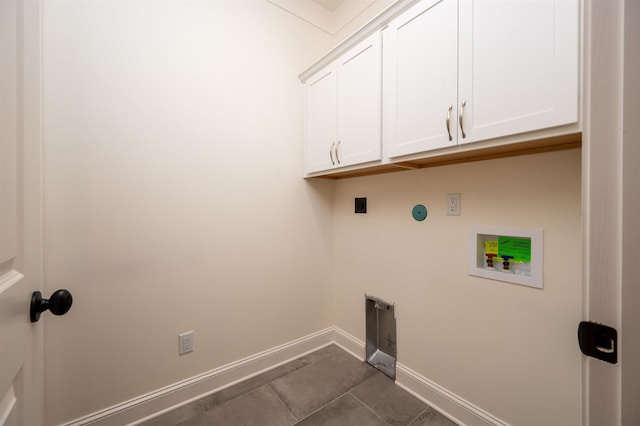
[331,327,366,361]
[61,328,337,426]
[328,329,507,426]
[395,363,510,426]
[60,327,507,426]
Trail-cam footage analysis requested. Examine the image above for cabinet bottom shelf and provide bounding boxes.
[308,132,581,180]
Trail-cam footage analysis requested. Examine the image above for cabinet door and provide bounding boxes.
[337,32,382,167]
[304,64,337,174]
[457,0,579,144]
[383,0,458,158]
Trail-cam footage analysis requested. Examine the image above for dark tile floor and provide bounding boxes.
[141,344,458,426]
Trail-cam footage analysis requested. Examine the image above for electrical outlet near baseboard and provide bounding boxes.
[446,193,461,216]
[178,331,194,355]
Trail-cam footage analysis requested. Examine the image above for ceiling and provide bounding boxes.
[267,0,375,35]
[312,0,347,12]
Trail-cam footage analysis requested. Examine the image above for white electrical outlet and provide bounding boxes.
[178,331,194,355]
[446,193,461,216]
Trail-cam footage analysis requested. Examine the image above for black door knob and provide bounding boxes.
[30,289,73,322]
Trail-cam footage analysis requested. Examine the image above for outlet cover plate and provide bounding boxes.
[179,331,194,355]
[446,193,461,216]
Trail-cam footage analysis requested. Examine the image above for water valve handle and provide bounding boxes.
[501,255,514,270]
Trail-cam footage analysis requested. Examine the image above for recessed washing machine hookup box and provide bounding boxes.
[468,226,543,289]
[365,295,396,379]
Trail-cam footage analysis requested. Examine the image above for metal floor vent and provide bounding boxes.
[365,295,396,379]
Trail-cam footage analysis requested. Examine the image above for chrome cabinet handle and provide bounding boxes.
[329,142,335,165]
[335,140,341,164]
[459,99,467,139]
[446,104,453,141]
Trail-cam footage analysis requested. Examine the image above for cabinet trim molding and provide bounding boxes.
[299,0,421,83]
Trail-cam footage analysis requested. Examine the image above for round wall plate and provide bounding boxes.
[412,204,427,221]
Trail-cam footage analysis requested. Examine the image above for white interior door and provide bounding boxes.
[0,0,44,424]
[583,0,639,424]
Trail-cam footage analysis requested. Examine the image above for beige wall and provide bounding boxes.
[331,149,583,425]
[41,1,334,424]
[41,0,584,424]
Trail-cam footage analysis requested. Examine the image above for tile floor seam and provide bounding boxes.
[268,382,300,424]
[290,390,349,424]
[348,390,393,426]
[406,407,429,426]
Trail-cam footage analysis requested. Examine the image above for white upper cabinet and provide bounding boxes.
[304,32,382,174]
[457,0,579,145]
[337,33,383,170]
[383,0,459,158]
[384,0,579,158]
[305,65,337,174]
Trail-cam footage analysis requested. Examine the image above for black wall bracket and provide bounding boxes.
[578,321,617,364]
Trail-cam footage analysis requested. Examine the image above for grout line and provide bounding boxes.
[292,392,346,425]
[349,391,393,425]
[289,366,373,423]
[273,344,355,425]
[199,355,316,414]
[406,407,429,426]
[267,382,299,425]
[291,367,380,424]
